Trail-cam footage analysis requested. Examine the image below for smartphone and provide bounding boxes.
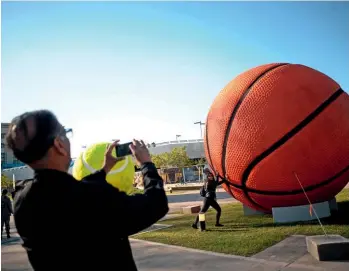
[115,142,133,157]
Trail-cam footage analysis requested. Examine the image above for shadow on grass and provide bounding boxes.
[250,200,349,228]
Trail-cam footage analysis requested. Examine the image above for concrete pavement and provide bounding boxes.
[1,241,32,271]
[1,219,32,271]
[167,188,230,204]
[131,239,286,271]
[167,189,237,213]
[4,235,348,271]
[131,238,349,271]
[252,235,349,271]
[2,236,285,271]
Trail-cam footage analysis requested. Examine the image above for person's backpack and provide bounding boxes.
[200,185,206,197]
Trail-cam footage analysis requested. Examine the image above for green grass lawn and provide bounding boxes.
[134,189,349,256]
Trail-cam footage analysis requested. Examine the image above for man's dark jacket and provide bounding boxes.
[13,162,169,271]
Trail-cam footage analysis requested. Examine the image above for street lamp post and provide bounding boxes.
[194,121,205,138]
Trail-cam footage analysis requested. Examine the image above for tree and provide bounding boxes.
[1,174,13,189]
[151,147,195,169]
[151,153,169,168]
[195,157,207,165]
[168,147,195,169]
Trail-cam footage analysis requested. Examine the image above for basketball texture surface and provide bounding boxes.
[72,142,135,194]
[204,63,349,212]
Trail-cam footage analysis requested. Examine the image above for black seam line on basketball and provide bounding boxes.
[241,87,344,210]
[224,182,244,189]
[228,185,235,198]
[221,63,289,179]
[225,162,349,195]
[225,183,236,198]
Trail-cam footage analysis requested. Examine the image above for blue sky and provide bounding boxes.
[2,1,349,157]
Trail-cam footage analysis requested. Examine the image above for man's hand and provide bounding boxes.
[102,140,125,174]
[130,139,152,166]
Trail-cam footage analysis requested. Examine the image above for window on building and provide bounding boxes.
[1,133,5,139]
[1,143,5,148]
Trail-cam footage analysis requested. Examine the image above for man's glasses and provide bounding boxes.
[58,127,73,140]
[64,128,73,139]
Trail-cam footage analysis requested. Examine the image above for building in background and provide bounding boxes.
[1,123,25,169]
[2,159,75,185]
[148,139,205,159]
[2,139,207,185]
[148,139,206,184]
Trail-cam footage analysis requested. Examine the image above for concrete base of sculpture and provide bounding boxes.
[242,198,338,223]
[272,201,331,223]
[182,205,201,214]
[328,198,338,212]
[243,205,267,216]
[306,235,349,261]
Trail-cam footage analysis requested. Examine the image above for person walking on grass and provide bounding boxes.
[192,166,225,229]
[1,189,13,239]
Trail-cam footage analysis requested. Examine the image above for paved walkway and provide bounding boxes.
[168,189,237,213]
[1,220,31,271]
[131,238,349,271]
[252,235,349,271]
[131,239,286,271]
[3,234,348,271]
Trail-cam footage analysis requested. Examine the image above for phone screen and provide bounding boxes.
[116,142,132,157]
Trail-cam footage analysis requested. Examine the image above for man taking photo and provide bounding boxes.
[6,110,169,271]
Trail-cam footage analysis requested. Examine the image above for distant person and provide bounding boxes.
[192,166,225,229]
[1,189,13,239]
[6,110,168,271]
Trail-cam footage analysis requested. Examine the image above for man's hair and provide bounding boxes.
[5,110,61,164]
[2,189,8,195]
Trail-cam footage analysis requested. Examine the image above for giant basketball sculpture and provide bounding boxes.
[204,63,349,212]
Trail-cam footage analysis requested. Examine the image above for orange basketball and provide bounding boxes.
[204,63,349,212]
